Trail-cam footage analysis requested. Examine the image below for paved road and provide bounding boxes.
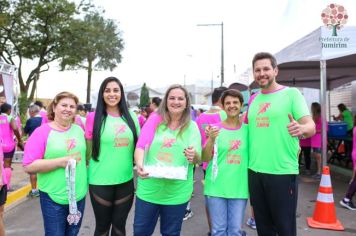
[5,167,356,235]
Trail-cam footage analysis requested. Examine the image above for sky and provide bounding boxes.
[33,0,356,103]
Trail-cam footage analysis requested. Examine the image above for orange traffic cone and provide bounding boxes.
[307,166,344,231]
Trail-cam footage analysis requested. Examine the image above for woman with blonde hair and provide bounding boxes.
[134,84,201,236]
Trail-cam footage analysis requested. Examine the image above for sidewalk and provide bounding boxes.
[4,152,31,212]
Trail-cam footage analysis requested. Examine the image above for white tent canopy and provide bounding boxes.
[273,26,356,167]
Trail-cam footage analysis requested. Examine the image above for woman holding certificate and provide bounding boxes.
[133,84,201,236]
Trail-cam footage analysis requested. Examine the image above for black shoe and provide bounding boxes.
[340,199,356,210]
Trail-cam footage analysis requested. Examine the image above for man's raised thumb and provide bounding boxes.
[288,113,295,122]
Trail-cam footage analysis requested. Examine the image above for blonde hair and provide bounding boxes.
[157,84,192,136]
[47,91,79,121]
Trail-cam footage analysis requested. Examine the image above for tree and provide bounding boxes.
[0,0,81,114]
[59,12,124,103]
[321,3,348,36]
[139,83,150,108]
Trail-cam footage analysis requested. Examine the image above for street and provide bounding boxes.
[5,166,356,236]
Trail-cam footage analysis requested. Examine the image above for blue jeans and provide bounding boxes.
[39,191,86,236]
[133,197,187,236]
[205,196,247,236]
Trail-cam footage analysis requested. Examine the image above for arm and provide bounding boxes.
[86,140,92,165]
[201,125,219,161]
[10,118,23,150]
[23,154,81,174]
[287,114,316,138]
[202,138,214,162]
[134,148,148,178]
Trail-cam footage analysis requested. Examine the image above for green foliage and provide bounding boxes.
[0,0,81,114]
[140,83,150,108]
[59,11,124,103]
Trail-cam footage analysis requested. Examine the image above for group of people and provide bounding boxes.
[0,51,323,236]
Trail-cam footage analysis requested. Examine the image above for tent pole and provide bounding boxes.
[320,60,327,167]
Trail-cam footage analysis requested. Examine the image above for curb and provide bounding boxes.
[5,184,31,211]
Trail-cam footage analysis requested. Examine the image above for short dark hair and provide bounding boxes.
[0,103,11,114]
[212,86,228,104]
[252,52,277,69]
[337,103,347,112]
[77,104,86,111]
[221,89,244,106]
[34,100,44,108]
[151,97,162,107]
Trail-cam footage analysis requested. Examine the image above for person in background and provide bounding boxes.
[35,100,49,124]
[149,97,161,114]
[333,103,353,158]
[24,104,42,197]
[132,107,146,128]
[203,89,248,236]
[0,145,7,236]
[310,102,322,179]
[245,52,315,236]
[299,137,311,175]
[0,103,23,190]
[195,86,227,233]
[195,108,205,118]
[133,84,201,236]
[23,92,88,236]
[85,77,139,236]
[340,115,356,210]
[74,104,87,131]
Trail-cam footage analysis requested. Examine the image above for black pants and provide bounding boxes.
[248,169,298,236]
[89,179,134,236]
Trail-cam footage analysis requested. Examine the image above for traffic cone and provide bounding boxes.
[307,166,344,231]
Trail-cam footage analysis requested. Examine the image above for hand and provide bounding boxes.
[208,126,220,141]
[184,146,196,163]
[287,114,303,138]
[59,153,81,168]
[136,165,149,178]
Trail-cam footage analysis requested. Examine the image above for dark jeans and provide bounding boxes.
[248,169,298,236]
[133,197,188,236]
[39,191,85,236]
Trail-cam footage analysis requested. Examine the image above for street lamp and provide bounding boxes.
[197,22,224,86]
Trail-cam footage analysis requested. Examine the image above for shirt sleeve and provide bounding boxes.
[22,125,51,166]
[244,92,259,124]
[136,112,162,150]
[85,112,95,140]
[290,88,310,121]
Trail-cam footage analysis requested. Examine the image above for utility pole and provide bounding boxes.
[197,22,224,86]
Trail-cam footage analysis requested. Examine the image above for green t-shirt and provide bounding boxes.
[342,110,353,131]
[204,123,249,199]
[247,87,310,174]
[88,112,140,185]
[136,121,201,205]
[38,125,87,204]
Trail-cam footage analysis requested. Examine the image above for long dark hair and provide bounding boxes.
[92,77,138,161]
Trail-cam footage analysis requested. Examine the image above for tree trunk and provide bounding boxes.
[86,60,93,103]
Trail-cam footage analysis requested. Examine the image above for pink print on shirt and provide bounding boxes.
[115,124,127,136]
[228,140,241,152]
[161,137,176,148]
[66,139,77,152]
[257,102,271,115]
[256,102,271,128]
